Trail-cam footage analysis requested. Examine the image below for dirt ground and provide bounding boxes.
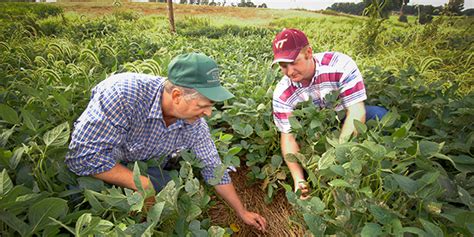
[208,167,306,237]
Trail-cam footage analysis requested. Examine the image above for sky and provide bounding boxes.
[224,0,474,10]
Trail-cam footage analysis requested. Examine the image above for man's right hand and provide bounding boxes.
[294,180,310,200]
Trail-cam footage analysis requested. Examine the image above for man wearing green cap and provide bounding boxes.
[66,53,267,231]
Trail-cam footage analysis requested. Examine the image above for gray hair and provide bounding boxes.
[163,80,206,101]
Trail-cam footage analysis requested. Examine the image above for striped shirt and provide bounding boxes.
[65,73,231,185]
[273,52,367,133]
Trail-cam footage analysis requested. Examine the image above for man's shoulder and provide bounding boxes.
[97,73,163,89]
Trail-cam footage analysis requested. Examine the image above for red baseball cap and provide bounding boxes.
[272,28,309,65]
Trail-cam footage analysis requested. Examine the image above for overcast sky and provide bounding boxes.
[225,0,474,10]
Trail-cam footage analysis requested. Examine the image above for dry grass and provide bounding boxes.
[55,1,325,26]
[208,167,306,237]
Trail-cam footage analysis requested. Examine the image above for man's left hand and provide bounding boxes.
[238,210,267,232]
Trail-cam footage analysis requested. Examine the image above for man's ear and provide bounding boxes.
[171,88,183,104]
[305,46,313,59]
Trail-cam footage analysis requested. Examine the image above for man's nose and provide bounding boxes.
[287,65,295,76]
[202,107,212,117]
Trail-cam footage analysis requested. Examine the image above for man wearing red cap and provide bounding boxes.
[271,28,387,199]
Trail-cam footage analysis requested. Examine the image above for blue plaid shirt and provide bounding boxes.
[65,73,231,185]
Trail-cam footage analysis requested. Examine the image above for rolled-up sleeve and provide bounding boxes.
[65,84,131,176]
[192,122,231,185]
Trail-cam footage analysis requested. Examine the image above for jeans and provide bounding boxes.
[147,165,172,192]
[365,105,388,121]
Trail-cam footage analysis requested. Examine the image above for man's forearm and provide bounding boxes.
[340,102,366,142]
[92,163,152,191]
[214,183,246,216]
[281,133,305,182]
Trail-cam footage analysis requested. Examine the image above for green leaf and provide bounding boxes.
[43,122,70,147]
[184,178,199,196]
[20,109,38,131]
[0,104,20,124]
[318,150,336,170]
[391,174,418,194]
[419,140,441,158]
[308,196,325,212]
[328,179,352,188]
[147,201,165,224]
[288,116,302,131]
[9,146,25,170]
[369,204,396,225]
[27,197,69,234]
[303,213,326,235]
[271,155,282,168]
[0,211,29,236]
[361,223,383,237]
[392,126,407,139]
[227,146,242,156]
[402,227,427,236]
[420,219,443,237]
[208,226,225,237]
[354,119,367,134]
[457,186,474,210]
[0,169,13,196]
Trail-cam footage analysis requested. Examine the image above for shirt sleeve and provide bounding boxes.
[65,83,132,176]
[337,53,367,108]
[272,83,295,134]
[192,122,231,185]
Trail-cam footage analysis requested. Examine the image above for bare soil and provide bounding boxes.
[208,167,306,237]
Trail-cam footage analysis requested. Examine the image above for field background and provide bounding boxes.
[0,2,473,236]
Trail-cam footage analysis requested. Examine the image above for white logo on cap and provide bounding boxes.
[206,68,219,83]
[275,38,288,49]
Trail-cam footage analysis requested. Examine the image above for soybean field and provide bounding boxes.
[0,2,473,236]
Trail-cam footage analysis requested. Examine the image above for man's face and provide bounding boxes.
[175,94,214,124]
[278,49,313,83]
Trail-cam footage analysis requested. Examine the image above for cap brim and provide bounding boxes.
[196,86,235,102]
[271,58,294,65]
[271,49,301,65]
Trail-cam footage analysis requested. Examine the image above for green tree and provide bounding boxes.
[444,0,464,15]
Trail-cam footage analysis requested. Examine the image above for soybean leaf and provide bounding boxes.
[369,204,396,225]
[0,169,13,196]
[147,201,165,224]
[354,119,367,134]
[420,219,443,237]
[402,227,427,236]
[0,104,20,124]
[303,213,326,236]
[27,197,68,234]
[208,226,225,237]
[43,122,70,147]
[289,116,302,131]
[9,146,25,170]
[419,140,441,158]
[361,223,383,237]
[391,174,418,194]
[329,179,352,188]
[0,211,29,236]
[21,108,38,131]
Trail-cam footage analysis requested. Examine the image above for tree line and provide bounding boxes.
[151,0,267,8]
[327,0,472,20]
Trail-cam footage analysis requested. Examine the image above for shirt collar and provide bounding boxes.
[148,79,165,120]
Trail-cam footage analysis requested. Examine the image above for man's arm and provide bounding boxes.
[92,163,153,191]
[281,132,309,199]
[214,183,267,231]
[339,101,366,142]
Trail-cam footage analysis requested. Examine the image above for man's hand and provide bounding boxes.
[238,210,267,232]
[294,179,310,200]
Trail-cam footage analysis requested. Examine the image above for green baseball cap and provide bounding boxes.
[168,53,234,102]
